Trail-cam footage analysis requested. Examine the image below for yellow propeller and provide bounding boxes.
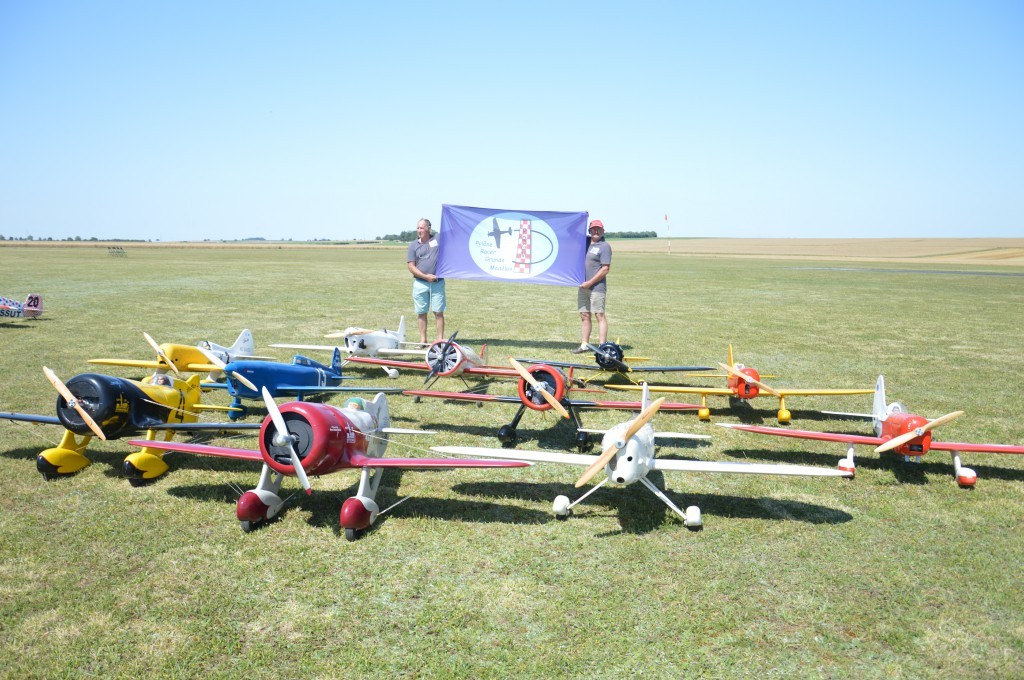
[43,366,107,440]
[143,332,182,376]
[575,397,664,488]
[874,411,964,453]
[509,358,570,419]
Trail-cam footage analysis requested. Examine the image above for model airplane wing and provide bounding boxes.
[516,358,712,373]
[128,439,264,461]
[0,412,62,426]
[345,356,428,370]
[926,441,1024,454]
[718,423,885,446]
[269,343,350,353]
[402,389,700,412]
[132,440,530,468]
[604,384,735,397]
[652,458,853,477]
[432,446,598,467]
[88,358,166,370]
[273,385,406,395]
[347,453,530,469]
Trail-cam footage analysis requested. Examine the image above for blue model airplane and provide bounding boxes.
[200,347,402,419]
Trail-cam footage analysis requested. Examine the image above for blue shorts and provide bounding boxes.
[413,278,446,314]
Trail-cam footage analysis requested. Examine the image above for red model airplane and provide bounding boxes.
[404,358,702,451]
[131,387,529,540]
[607,344,873,423]
[718,376,1024,487]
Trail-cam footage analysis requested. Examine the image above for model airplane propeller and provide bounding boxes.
[719,376,1024,487]
[197,346,259,391]
[2,368,258,483]
[131,389,531,540]
[42,367,107,440]
[607,344,872,423]
[433,384,853,530]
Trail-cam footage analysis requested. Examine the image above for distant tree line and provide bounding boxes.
[605,231,658,238]
[375,229,659,241]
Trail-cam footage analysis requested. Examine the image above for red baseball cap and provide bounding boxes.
[588,219,605,231]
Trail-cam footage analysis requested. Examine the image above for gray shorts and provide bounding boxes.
[578,287,606,314]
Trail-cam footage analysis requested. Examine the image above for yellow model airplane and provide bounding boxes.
[605,345,873,423]
[0,368,256,484]
[89,330,273,380]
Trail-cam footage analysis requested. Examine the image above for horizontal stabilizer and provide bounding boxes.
[652,458,853,477]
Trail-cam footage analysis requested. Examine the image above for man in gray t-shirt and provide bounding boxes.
[407,218,446,343]
[572,219,612,353]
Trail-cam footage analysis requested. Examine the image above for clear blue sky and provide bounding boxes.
[2,1,1021,241]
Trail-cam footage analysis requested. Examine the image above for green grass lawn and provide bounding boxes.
[1,244,1022,678]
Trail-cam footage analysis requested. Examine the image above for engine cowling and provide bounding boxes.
[258,402,366,478]
[728,366,761,399]
[55,374,138,438]
[517,365,568,411]
[425,340,465,376]
[882,412,932,456]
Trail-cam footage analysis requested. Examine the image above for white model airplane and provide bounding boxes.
[432,384,853,530]
[270,316,426,378]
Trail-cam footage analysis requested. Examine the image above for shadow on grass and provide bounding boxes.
[722,447,1024,484]
[454,473,854,535]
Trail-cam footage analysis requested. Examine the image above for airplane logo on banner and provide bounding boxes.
[438,204,587,286]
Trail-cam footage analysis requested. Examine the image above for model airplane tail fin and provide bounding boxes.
[727,343,735,368]
[872,375,888,423]
[23,293,43,317]
[480,344,488,366]
[331,346,343,372]
[231,329,255,356]
[641,381,652,411]
[397,316,406,344]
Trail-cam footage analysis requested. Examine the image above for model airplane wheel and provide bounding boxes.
[575,431,592,452]
[344,527,362,542]
[553,495,572,518]
[127,477,154,488]
[778,409,792,424]
[684,505,702,531]
[240,520,261,533]
[497,425,517,446]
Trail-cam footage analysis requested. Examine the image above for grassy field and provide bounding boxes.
[1,243,1022,678]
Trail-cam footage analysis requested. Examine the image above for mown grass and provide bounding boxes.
[1,244,1022,678]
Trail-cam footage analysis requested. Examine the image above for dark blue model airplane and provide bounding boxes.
[201,347,402,419]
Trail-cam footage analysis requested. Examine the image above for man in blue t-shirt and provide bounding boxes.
[572,219,612,353]
[407,218,445,343]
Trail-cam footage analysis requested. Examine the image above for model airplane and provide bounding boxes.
[345,331,522,387]
[197,347,404,419]
[405,358,702,451]
[89,330,275,381]
[0,367,258,483]
[516,341,713,385]
[718,375,1024,487]
[0,293,43,320]
[131,387,530,540]
[433,384,853,530]
[606,345,873,423]
[269,316,427,378]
